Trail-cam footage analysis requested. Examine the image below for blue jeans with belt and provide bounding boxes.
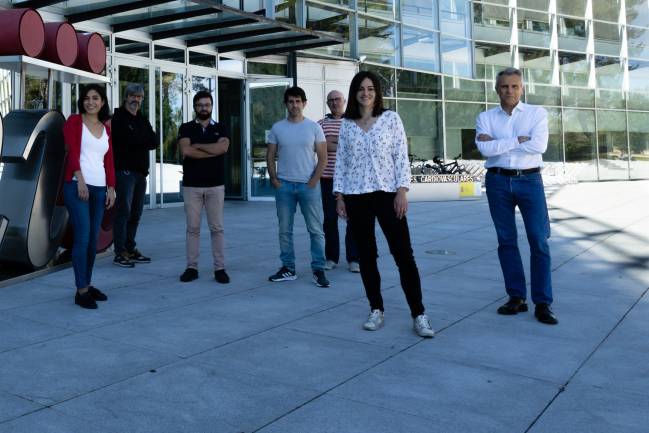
[485,171,552,305]
[64,181,106,290]
[275,179,326,272]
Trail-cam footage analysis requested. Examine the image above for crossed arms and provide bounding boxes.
[179,137,230,159]
[475,108,549,157]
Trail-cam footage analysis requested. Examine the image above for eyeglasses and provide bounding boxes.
[327,98,343,103]
[195,103,212,109]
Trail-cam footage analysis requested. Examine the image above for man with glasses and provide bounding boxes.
[111,83,157,268]
[177,91,231,284]
[318,90,359,273]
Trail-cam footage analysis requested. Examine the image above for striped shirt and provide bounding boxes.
[317,115,343,179]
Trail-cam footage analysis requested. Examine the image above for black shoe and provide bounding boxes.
[313,270,330,287]
[128,249,151,263]
[268,266,297,282]
[535,303,559,325]
[497,297,528,315]
[75,291,97,309]
[113,254,135,268]
[88,286,107,301]
[180,268,198,282]
[214,269,230,284]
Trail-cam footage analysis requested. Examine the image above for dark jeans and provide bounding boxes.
[114,170,147,255]
[320,178,359,264]
[345,191,425,318]
[485,171,553,305]
[63,181,106,290]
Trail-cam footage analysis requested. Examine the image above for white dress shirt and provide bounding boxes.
[333,110,410,195]
[475,102,548,169]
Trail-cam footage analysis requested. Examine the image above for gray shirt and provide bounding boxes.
[268,118,326,183]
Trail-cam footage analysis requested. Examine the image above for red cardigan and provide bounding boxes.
[63,114,116,187]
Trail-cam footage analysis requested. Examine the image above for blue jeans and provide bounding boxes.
[275,180,326,272]
[114,170,147,255]
[64,181,106,290]
[485,171,552,305]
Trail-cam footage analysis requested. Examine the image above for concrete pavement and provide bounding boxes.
[1,180,648,432]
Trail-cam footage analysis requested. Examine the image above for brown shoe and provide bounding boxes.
[497,297,528,315]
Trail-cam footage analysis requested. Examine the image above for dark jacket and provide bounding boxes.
[111,107,157,175]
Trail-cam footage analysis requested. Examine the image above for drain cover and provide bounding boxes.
[425,249,456,255]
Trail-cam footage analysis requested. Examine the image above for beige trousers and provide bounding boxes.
[183,185,225,270]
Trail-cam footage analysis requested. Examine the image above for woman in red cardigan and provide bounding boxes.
[63,84,116,309]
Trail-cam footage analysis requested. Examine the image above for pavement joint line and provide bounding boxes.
[522,284,649,433]
[251,295,508,433]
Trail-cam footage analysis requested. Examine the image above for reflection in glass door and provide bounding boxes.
[156,69,185,204]
[247,80,291,199]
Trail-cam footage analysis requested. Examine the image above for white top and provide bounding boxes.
[333,110,410,195]
[475,102,548,169]
[79,123,108,187]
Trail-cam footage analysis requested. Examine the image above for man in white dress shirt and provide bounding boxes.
[475,67,557,325]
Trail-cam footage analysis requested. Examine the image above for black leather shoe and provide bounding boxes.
[88,286,107,301]
[497,297,528,315]
[180,268,198,282]
[214,269,230,284]
[75,291,97,309]
[535,303,558,325]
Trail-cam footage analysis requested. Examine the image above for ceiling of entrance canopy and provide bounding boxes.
[11,0,343,56]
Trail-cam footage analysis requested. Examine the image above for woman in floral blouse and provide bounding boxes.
[333,71,434,338]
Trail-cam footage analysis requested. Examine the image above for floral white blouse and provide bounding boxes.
[333,110,410,195]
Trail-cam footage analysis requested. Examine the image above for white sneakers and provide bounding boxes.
[324,260,337,270]
[348,261,360,273]
[362,310,435,338]
[413,314,435,338]
[363,309,384,331]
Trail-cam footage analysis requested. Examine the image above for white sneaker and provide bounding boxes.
[348,261,360,273]
[413,314,435,338]
[363,309,384,331]
[324,260,337,270]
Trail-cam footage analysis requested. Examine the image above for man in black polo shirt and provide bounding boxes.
[177,90,230,284]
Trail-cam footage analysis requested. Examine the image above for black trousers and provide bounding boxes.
[321,178,359,264]
[345,191,425,318]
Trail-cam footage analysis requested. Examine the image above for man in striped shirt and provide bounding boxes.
[318,90,360,273]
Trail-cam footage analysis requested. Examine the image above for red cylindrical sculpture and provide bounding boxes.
[74,32,106,74]
[0,8,45,57]
[41,22,79,66]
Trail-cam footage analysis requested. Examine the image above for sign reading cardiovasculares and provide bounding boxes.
[409,174,483,202]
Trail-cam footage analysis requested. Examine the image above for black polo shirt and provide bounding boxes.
[178,119,229,187]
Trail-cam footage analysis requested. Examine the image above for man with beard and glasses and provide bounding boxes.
[111,83,157,268]
[177,91,231,284]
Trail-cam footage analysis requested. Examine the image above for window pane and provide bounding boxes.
[597,110,629,180]
[475,43,511,80]
[473,3,511,43]
[517,9,551,48]
[440,0,469,38]
[519,47,553,85]
[401,0,436,29]
[402,27,439,71]
[445,77,484,101]
[596,89,625,109]
[358,16,399,66]
[525,84,561,106]
[441,36,471,76]
[545,107,563,163]
[358,0,395,19]
[628,111,649,179]
[563,109,597,181]
[517,0,549,11]
[310,0,350,7]
[115,37,150,58]
[557,0,586,16]
[247,62,287,76]
[559,51,589,86]
[628,59,649,110]
[558,17,587,51]
[594,22,621,56]
[24,75,48,109]
[626,0,649,28]
[398,100,443,160]
[397,70,441,99]
[154,45,185,63]
[360,63,396,96]
[444,102,485,160]
[562,87,594,107]
[595,56,624,89]
[627,26,649,60]
[306,3,351,58]
[593,0,621,22]
[189,51,216,68]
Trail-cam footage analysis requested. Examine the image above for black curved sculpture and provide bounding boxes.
[0,115,7,250]
[0,110,68,268]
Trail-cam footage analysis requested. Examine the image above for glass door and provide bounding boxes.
[246,79,292,200]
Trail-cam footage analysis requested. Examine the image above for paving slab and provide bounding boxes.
[0,315,70,353]
[0,391,43,424]
[0,409,107,433]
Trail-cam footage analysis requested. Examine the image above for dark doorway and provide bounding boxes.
[218,77,244,199]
